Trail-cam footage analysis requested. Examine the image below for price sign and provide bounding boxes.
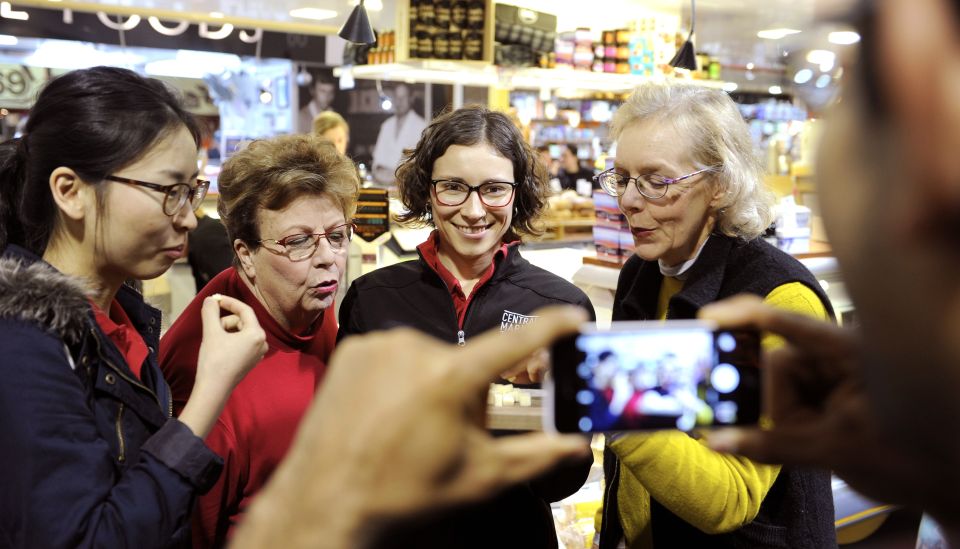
[0,65,64,109]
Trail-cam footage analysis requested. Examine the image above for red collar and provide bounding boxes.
[417,230,518,328]
[91,298,149,380]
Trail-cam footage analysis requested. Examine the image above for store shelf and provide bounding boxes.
[335,61,728,93]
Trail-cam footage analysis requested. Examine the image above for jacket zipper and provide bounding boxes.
[91,328,164,410]
[600,453,621,548]
[457,330,465,346]
[115,403,126,462]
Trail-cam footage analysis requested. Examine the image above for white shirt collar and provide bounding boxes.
[658,236,710,281]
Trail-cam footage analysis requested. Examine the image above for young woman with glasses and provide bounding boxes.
[0,66,268,547]
[159,133,359,548]
[593,82,836,548]
[337,105,594,549]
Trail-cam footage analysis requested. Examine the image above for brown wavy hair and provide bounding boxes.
[395,105,547,240]
[217,134,359,257]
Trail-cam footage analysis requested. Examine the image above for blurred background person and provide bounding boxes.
[557,144,595,193]
[371,83,426,185]
[594,82,835,548]
[160,134,359,548]
[701,0,960,544]
[312,110,350,156]
[187,209,233,292]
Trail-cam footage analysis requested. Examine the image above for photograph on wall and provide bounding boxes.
[295,65,339,133]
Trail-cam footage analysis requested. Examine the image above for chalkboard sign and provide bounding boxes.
[354,188,390,242]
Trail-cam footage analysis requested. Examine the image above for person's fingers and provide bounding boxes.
[700,295,855,355]
[221,314,242,332]
[213,294,261,333]
[450,433,590,500]
[200,294,225,337]
[456,306,587,389]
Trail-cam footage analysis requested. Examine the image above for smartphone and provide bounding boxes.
[545,320,761,433]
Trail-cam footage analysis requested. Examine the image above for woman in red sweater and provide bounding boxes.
[160,133,359,548]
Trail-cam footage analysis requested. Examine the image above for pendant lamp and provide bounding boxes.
[670,0,698,70]
[338,0,376,45]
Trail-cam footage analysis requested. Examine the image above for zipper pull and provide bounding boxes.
[457,330,465,346]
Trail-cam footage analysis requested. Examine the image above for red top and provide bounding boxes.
[91,299,149,380]
[159,267,337,547]
[417,230,514,329]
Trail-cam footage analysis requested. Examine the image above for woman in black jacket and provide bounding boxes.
[0,66,266,548]
[338,105,594,548]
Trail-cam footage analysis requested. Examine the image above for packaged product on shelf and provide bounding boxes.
[435,0,451,30]
[452,0,467,28]
[466,0,485,30]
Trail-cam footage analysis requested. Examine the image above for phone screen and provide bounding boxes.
[550,322,760,433]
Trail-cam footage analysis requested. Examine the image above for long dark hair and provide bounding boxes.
[0,66,200,253]
[395,105,547,240]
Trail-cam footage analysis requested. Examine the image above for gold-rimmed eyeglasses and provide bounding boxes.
[258,222,355,261]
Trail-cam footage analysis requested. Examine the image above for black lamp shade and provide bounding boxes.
[669,39,697,71]
[338,2,376,45]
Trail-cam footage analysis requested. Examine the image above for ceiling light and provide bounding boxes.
[338,0,376,44]
[348,0,382,10]
[806,49,836,72]
[768,85,783,95]
[745,62,754,70]
[793,68,813,84]
[669,0,698,71]
[0,34,17,46]
[209,11,224,19]
[828,31,860,45]
[757,28,801,40]
[721,82,738,92]
[289,7,338,21]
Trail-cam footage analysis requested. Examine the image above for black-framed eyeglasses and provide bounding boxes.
[105,175,209,216]
[781,0,878,117]
[431,179,518,208]
[594,166,719,200]
[258,222,355,261]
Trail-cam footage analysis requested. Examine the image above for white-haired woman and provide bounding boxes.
[594,83,836,548]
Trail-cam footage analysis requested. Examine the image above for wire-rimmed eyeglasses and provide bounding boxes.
[594,166,719,200]
[431,179,518,208]
[105,175,209,216]
[258,222,355,261]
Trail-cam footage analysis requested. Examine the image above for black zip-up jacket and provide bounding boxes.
[338,244,596,548]
[599,234,837,549]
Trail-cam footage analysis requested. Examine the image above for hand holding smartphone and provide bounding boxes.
[545,320,761,433]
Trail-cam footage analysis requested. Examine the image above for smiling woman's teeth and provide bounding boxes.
[456,224,487,234]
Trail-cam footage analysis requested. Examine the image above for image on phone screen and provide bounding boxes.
[551,323,760,433]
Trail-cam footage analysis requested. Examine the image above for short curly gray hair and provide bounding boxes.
[611,83,774,240]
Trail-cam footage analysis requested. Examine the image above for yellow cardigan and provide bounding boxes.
[598,280,829,548]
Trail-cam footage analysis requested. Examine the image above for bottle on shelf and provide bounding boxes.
[435,0,451,30]
[452,0,467,29]
[449,30,464,59]
[464,29,483,60]
[466,0,485,30]
[434,31,451,59]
